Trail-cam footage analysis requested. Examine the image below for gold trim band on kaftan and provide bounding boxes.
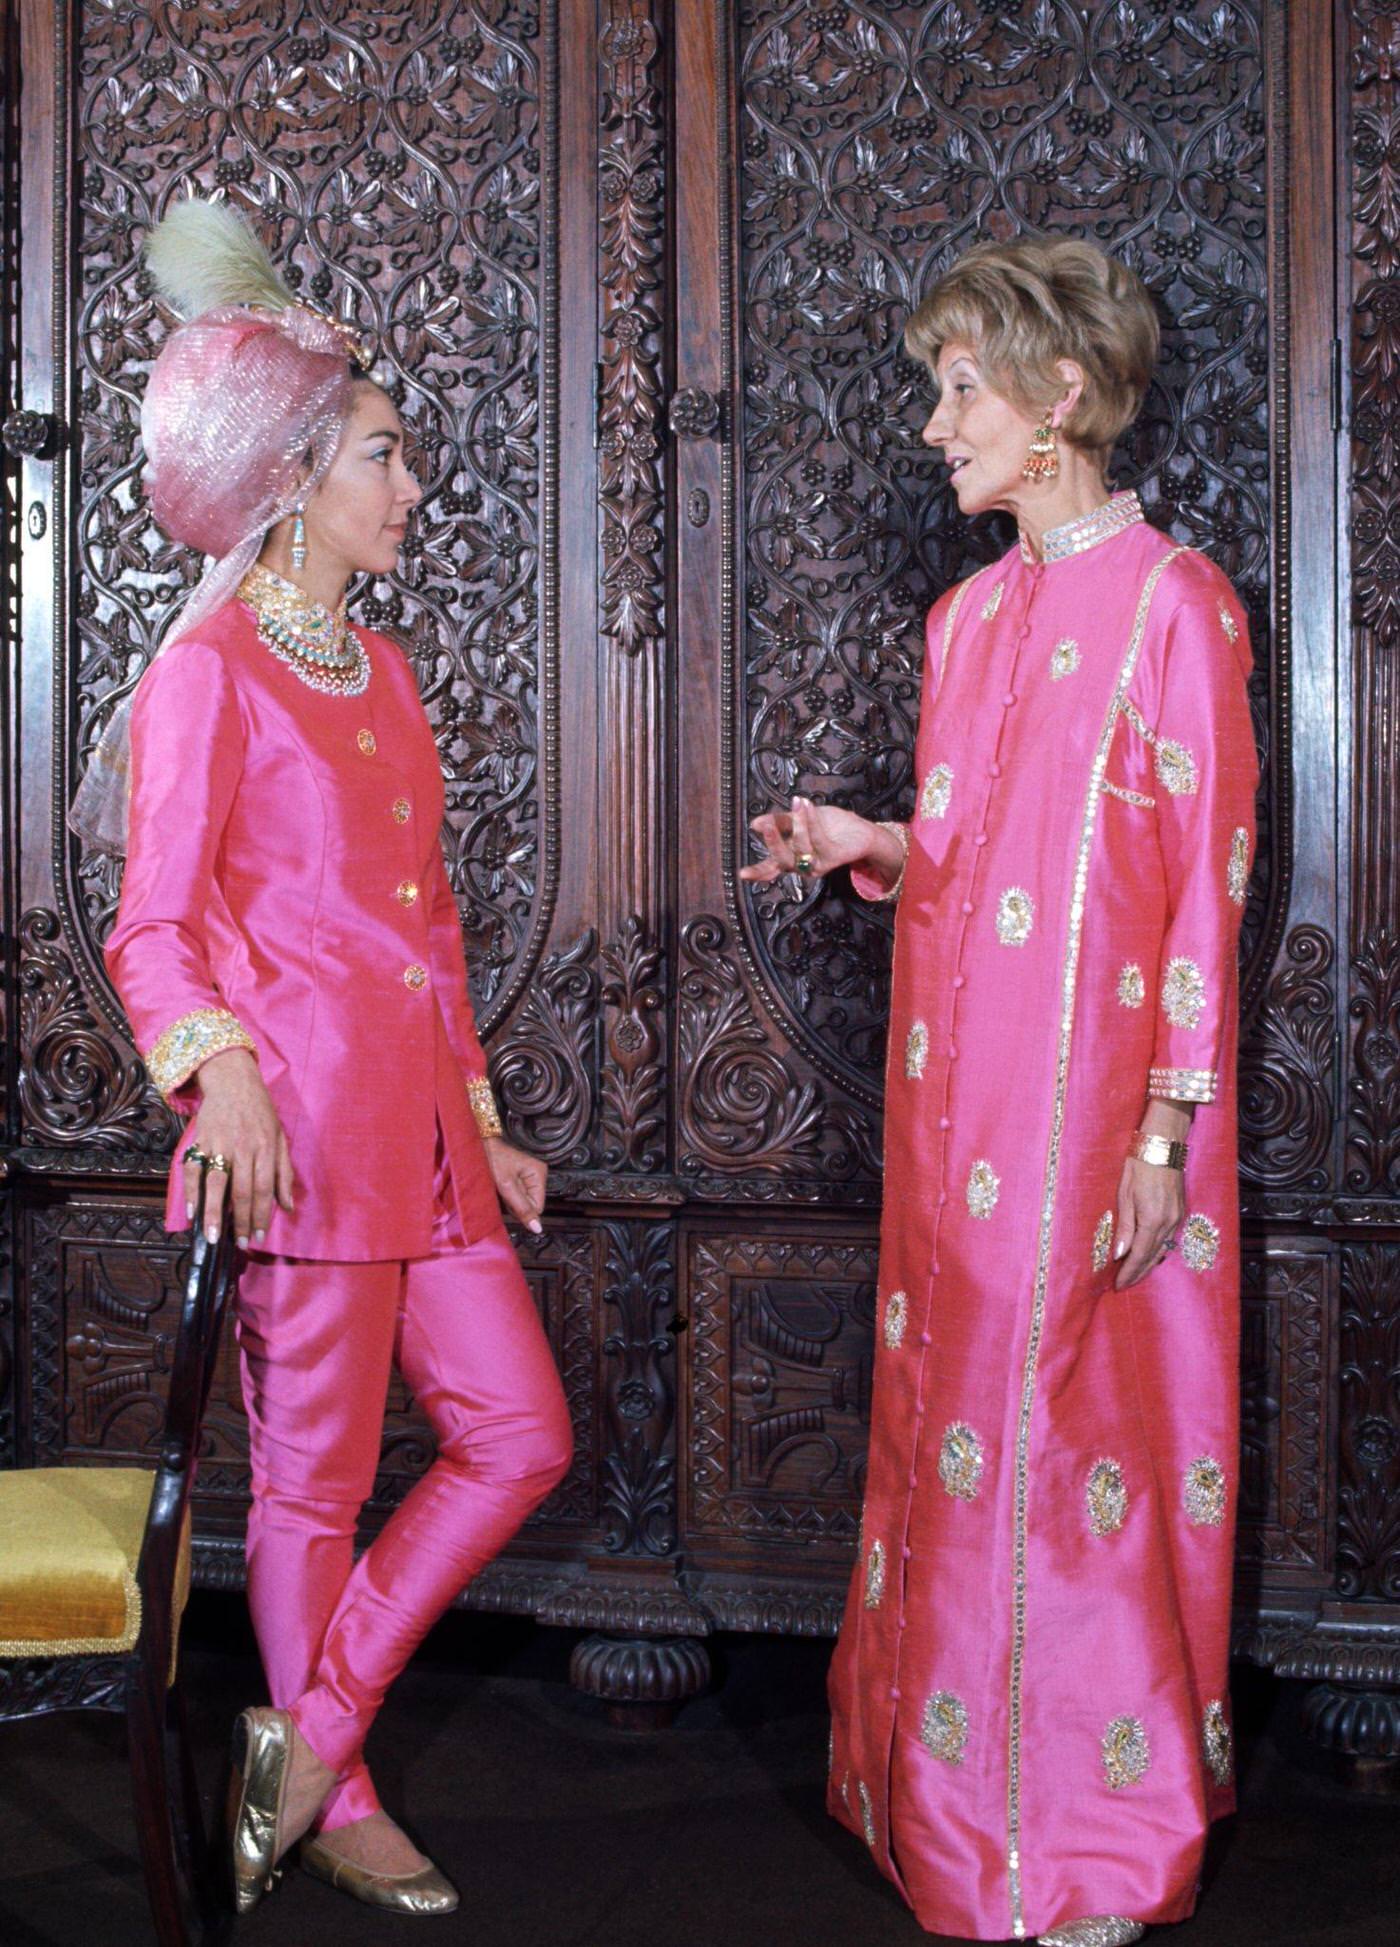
[467,1076,504,1139]
[1148,1065,1216,1104]
[145,1007,256,1101]
[1003,547,1186,1940]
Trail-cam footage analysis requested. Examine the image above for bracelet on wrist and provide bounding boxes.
[867,820,910,904]
[1130,1129,1188,1171]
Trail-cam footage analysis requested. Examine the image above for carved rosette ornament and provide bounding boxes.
[667,386,722,438]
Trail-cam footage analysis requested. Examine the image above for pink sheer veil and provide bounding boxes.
[68,200,369,855]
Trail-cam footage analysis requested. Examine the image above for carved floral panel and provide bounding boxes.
[735,0,1274,1097]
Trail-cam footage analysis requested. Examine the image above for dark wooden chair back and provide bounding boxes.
[134,1167,238,1663]
[0,1162,239,1944]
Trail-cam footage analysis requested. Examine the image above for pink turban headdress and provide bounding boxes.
[69,198,373,853]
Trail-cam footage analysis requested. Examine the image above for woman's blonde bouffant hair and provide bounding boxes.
[904,236,1160,458]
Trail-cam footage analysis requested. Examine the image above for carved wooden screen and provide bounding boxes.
[7,0,1400,1739]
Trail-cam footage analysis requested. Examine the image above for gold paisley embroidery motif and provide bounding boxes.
[920,763,953,821]
[1228,826,1250,905]
[1050,637,1080,680]
[966,1158,1000,1218]
[1086,1459,1129,1537]
[858,1780,876,1849]
[939,1421,985,1501]
[1092,1210,1115,1274]
[1203,1699,1233,1785]
[1102,1715,1151,1789]
[1218,600,1238,645]
[905,1019,929,1079]
[863,1537,885,1609]
[1181,1213,1221,1272]
[1155,738,1199,795]
[1162,956,1206,1029]
[996,886,1035,946]
[920,1691,969,1764]
[883,1289,908,1352]
[981,579,1005,621]
[1118,962,1145,1008]
[1184,1455,1227,1527]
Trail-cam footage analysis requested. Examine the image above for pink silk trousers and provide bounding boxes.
[234,1185,572,1831]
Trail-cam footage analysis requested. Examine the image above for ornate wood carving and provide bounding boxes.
[0,1656,127,1718]
[729,0,1283,1112]
[491,929,600,1168]
[599,916,665,1173]
[1345,929,1400,1200]
[1336,1243,1400,1601]
[55,0,559,1139]
[18,908,175,1152]
[1239,923,1336,1195]
[1349,0,1400,953]
[676,913,876,1184]
[1236,1248,1330,1572]
[598,0,665,660]
[569,1632,709,1725]
[600,1218,675,1555]
[684,1229,876,1553]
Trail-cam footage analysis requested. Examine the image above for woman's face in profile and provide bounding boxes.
[307,381,423,579]
[920,341,1041,518]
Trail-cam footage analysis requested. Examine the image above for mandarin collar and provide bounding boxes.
[1018,489,1145,566]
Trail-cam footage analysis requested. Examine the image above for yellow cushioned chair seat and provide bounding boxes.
[0,1466,190,1658]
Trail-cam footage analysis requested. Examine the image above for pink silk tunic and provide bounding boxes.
[105,597,502,1260]
[827,496,1257,1940]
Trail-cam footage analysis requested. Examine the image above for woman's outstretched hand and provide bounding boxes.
[741,794,894,886]
[484,1136,546,1236]
[185,1047,295,1248]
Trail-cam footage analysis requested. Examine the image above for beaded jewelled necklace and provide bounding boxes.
[237,562,371,697]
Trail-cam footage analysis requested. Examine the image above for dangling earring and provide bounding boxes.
[1022,414,1059,483]
[290,508,308,572]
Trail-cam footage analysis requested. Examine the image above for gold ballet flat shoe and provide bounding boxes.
[227,1706,294,1914]
[300,1835,460,1914]
[1038,1922,1145,1947]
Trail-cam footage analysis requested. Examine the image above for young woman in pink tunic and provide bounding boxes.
[81,202,572,1919]
[744,238,1256,1947]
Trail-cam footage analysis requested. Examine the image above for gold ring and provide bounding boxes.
[794,853,814,875]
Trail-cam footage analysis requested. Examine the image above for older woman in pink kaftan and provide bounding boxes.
[746,239,1257,1946]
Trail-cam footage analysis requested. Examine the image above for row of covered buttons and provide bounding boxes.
[359,730,427,990]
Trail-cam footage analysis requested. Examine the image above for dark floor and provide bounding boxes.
[0,1595,1395,1947]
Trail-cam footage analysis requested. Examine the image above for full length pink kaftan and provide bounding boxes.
[827,493,1256,1941]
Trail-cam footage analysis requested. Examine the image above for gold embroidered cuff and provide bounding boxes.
[468,1076,503,1139]
[859,821,910,904]
[1148,1065,1216,1105]
[145,1008,256,1101]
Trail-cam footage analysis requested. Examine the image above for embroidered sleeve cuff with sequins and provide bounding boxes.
[1148,1065,1217,1105]
[144,1007,256,1102]
[850,821,910,904]
[468,1076,503,1139]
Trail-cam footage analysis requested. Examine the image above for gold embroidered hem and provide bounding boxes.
[467,1076,504,1140]
[1147,1065,1216,1103]
[145,1007,256,1101]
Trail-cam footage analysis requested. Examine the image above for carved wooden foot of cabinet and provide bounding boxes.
[1300,1683,1400,1793]
[569,1634,710,1731]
